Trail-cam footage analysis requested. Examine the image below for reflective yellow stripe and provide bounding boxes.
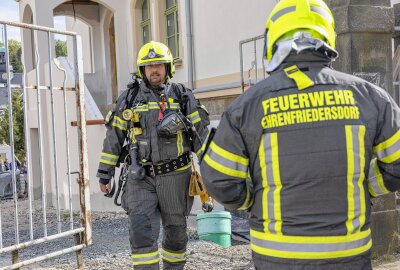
[188,111,201,124]
[170,103,180,109]
[199,130,211,156]
[132,258,160,266]
[132,251,159,258]
[373,129,400,152]
[271,133,282,234]
[345,125,366,234]
[201,104,208,113]
[177,131,183,156]
[135,102,180,111]
[250,229,372,259]
[162,249,186,263]
[111,116,127,131]
[357,126,366,232]
[105,110,112,122]
[102,153,119,159]
[132,251,159,266]
[345,126,355,234]
[162,250,186,256]
[259,136,270,233]
[367,158,390,196]
[114,116,127,125]
[259,133,282,234]
[134,104,149,112]
[192,117,201,124]
[203,155,247,178]
[100,152,119,166]
[379,150,400,163]
[111,122,127,131]
[99,159,117,166]
[196,148,203,157]
[284,65,314,90]
[176,162,192,171]
[374,129,400,163]
[203,141,248,178]
[238,178,254,210]
[210,142,248,166]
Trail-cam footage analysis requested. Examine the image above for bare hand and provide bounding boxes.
[99,182,112,194]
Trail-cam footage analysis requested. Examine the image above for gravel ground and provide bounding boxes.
[0,199,399,270]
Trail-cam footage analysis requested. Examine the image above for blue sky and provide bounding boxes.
[0,0,21,41]
[0,0,66,42]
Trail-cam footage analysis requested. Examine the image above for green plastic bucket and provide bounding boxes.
[196,211,232,248]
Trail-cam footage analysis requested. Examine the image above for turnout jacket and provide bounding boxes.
[200,56,400,262]
[97,81,209,181]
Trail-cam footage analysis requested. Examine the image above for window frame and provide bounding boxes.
[164,0,179,59]
[140,0,152,45]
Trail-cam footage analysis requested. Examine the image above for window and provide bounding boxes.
[164,0,179,59]
[141,0,151,45]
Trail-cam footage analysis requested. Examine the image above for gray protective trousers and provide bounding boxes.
[252,251,372,270]
[121,167,193,270]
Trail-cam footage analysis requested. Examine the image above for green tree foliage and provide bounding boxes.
[0,90,25,160]
[8,40,23,73]
[55,40,67,57]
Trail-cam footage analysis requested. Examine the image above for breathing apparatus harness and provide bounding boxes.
[111,79,199,206]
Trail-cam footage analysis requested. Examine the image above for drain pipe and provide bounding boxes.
[185,0,194,89]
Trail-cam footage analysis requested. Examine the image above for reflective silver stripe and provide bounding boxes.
[262,133,278,233]
[162,250,186,262]
[105,110,112,122]
[189,111,201,124]
[351,126,361,232]
[100,154,118,163]
[170,103,180,109]
[270,6,296,22]
[238,179,254,210]
[135,104,149,111]
[310,6,332,22]
[251,232,371,253]
[270,6,331,23]
[345,125,366,234]
[112,116,128,129]
[375,138,400,161]
[367,158,389,196]
[132,253,159,264]
[207,147,248,174]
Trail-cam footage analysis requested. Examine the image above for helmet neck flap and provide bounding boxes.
[266,30,338,72]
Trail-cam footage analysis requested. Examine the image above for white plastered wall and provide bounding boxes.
[172,0,275,87]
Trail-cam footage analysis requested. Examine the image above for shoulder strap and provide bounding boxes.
[125,82,141,108]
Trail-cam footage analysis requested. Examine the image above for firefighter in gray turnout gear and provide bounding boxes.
[97,41,209,269]
[200,0,400,269]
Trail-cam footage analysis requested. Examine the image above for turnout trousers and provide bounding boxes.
[121,167,193,270]
[252,251,372,270]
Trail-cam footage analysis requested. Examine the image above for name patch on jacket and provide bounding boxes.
[261,90,360,129]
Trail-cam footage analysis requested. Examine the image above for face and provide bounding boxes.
[144,63,167,87]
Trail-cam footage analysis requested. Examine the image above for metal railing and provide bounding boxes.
[239,34,267,92]
[0,20,91,269]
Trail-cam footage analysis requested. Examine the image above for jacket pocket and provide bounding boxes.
[159,136,179,161]
[137,139,151,162]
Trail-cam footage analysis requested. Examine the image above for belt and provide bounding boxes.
[144,152,191,177]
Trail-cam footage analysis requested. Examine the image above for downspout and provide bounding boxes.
[185,0,194,89]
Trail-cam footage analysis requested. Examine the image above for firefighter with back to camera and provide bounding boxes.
[200,0,400,269]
